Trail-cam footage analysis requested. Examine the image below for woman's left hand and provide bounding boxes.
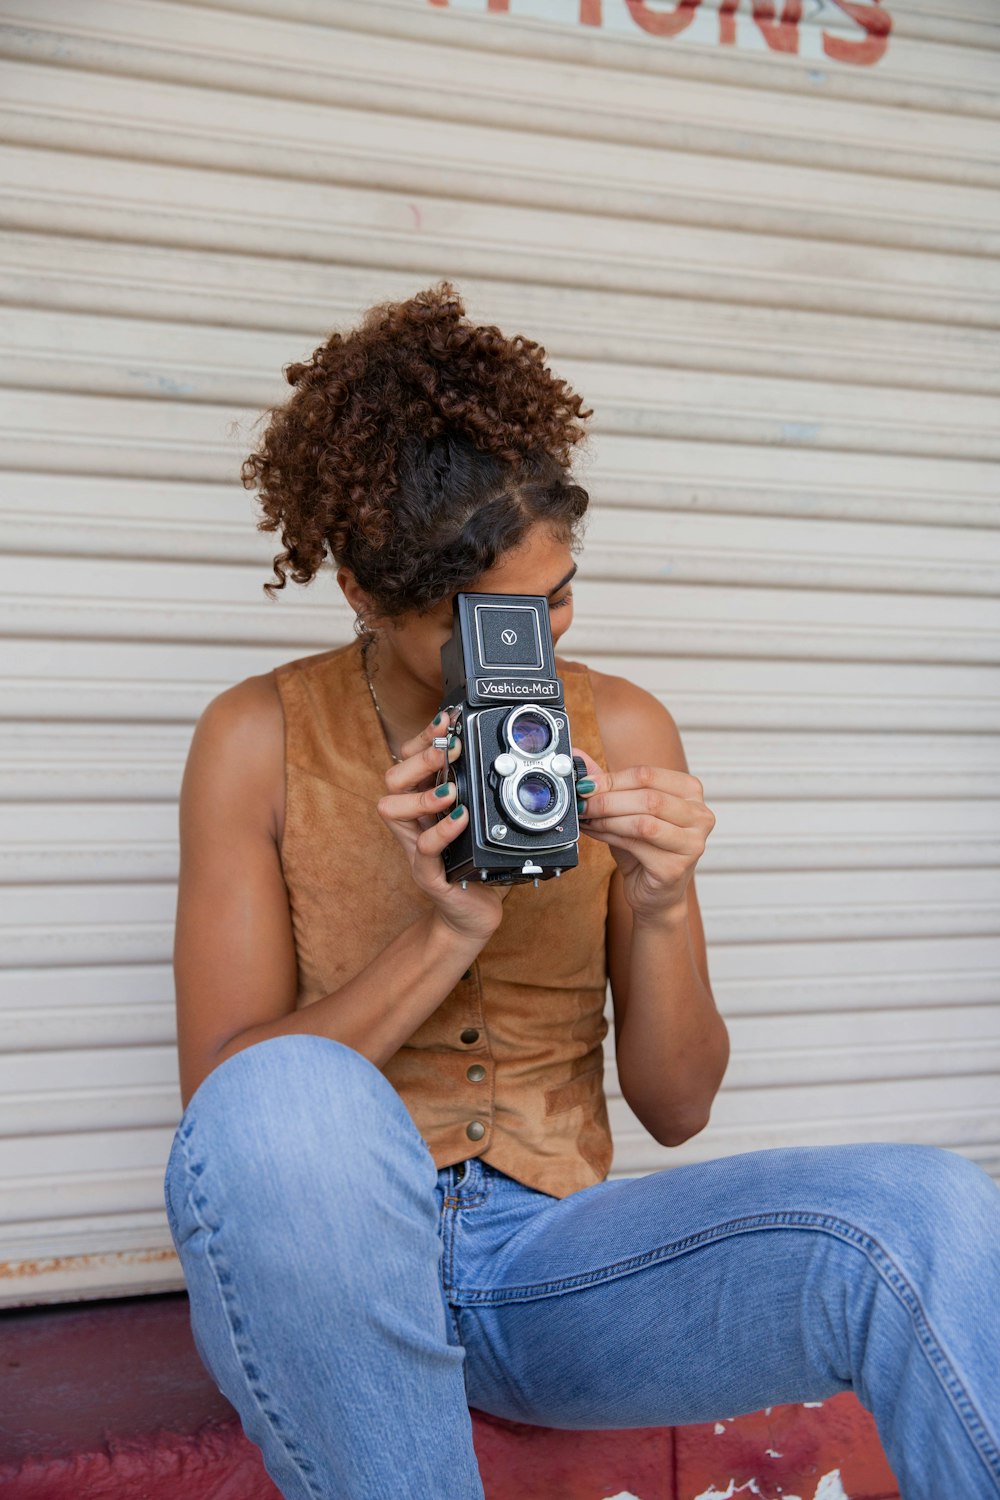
[571,746,716,926]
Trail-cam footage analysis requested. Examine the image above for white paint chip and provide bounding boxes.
[600,1493,644,1500]
[715,1422,727,1434]
[690,1469,849,1500]
[692,1481,768,1499]
[814,1472,850,1500]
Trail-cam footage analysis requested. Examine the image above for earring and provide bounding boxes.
[354,612,380,657]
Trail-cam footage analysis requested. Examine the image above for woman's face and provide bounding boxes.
[359,524,578,697]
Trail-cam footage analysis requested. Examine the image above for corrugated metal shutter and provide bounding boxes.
[1,0,997,1307]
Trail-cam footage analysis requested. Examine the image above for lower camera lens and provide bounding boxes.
[516,772,557,815]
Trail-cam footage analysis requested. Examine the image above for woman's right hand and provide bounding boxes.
[375,708,515,943]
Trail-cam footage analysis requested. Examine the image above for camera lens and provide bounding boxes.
[516,772,557,816]
[509,709,552,755]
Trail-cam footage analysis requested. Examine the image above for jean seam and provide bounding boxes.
[163,1148,182,1244]
[454,1207,1000,1488]
[453,1185,492,1209]
[178,1114,325,1500]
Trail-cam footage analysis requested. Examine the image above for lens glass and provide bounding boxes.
[510,710,552,755]
[516,772,557,816]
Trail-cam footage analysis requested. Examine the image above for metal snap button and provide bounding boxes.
[461,968,472,980]
[460,1028,480,1045]
[466,1120,486,1141]
[466,1064,487,1082]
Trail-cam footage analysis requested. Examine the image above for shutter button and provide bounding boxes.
[460,1028,480,1045]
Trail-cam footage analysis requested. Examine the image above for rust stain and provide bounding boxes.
[0,1248,178,1279]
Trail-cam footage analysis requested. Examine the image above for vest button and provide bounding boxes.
[459,1028,480,1045]
[466,1120,486,1141]
[466,1064,487,1082]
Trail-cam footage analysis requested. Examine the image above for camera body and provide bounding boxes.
[435,592,587,887]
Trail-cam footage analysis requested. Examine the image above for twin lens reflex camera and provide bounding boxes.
[432,592,588,888]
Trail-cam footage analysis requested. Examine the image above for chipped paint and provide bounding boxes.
[693,1482,768,1500]
[691,1472,850,1500]
[600,1493,644,1500]
[814,1473,850,1500]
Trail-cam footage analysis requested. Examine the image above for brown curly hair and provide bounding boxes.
[240,280,595,620]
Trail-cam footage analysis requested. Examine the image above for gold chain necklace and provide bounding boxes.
[360,634,402,764]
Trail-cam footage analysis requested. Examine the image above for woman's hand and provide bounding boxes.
[376,708,515,943]
[572,745,716,926]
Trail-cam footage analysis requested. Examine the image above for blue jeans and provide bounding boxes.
[163,1033,1000,1499]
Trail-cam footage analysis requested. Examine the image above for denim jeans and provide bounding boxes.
[163,1033,1000,1499]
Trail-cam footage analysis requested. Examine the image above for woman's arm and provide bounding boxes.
[173,677,485,1110]
[582,672,729,1147]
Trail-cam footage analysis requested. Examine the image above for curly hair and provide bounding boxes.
[240,280,595,620]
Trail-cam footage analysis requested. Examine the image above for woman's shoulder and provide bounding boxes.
[557,657,683,776]
[190,670,287,844]
[556,654,644,715]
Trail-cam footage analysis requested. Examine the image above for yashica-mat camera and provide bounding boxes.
[433,591,587,888]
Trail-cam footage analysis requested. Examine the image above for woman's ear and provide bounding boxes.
[337,567,370,620]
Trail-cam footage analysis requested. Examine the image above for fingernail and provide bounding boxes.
[450,803,465,819]
[433,712,443,726]
[434,783,454,798]
[448,733,457,748]
[576,778,596,794]
[577,797,587,814]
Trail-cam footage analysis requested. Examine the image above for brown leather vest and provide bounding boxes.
[273,637,618,1198]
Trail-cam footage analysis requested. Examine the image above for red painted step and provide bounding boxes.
[0,1291,900,1499]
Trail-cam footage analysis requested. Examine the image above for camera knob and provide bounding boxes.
[494,752,517,776]
[550,753,573,777]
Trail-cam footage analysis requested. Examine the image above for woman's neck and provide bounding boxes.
[361,637,443,760]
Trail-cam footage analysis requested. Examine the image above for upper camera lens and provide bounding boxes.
[516,772,557,816]
[509,709,552,755]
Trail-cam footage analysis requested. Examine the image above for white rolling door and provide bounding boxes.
[0,0,996,1306]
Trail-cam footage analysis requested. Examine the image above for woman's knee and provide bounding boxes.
[833,1142,1000,1263]
[173,1033,427,1191]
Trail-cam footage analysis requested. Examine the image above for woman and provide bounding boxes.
[163,281,1000,1499]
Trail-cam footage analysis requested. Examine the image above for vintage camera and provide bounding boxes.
[433,592,587,888]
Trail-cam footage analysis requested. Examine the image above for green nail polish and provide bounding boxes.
[448,733,457,748]
[577,797,587,814]
[433,712,443,726]
[577,778,596,794]
[449,803,465,820]
[434,782,453,797]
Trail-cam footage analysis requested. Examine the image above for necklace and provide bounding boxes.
[360,635,402,764]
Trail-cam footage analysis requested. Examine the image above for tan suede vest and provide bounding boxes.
[273,637,618,1198]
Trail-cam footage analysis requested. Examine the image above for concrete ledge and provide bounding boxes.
[0,1291,900,1499]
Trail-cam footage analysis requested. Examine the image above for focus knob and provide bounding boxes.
[494,752,517,776]
[551,753,574,777]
